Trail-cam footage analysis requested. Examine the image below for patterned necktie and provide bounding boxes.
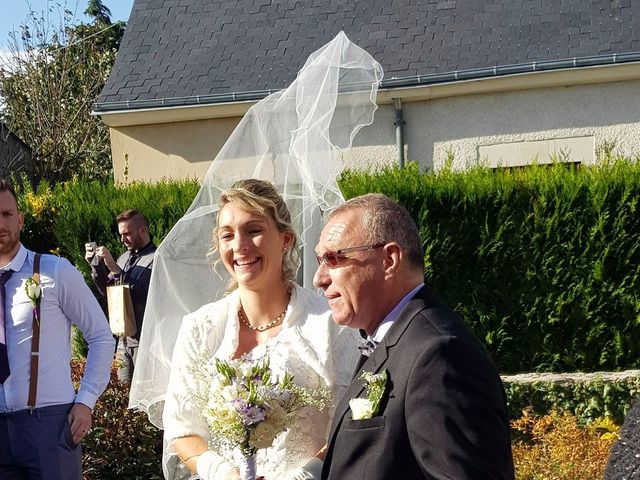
[0,270,14,383]
[357,336,379,357]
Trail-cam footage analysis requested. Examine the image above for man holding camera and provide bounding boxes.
[85,210,155,383]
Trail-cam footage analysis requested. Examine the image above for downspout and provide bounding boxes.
[393,98,405,168]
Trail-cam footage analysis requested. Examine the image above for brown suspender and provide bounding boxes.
[28,253,41,410]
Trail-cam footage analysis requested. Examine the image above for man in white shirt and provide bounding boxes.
[0,179,114,479]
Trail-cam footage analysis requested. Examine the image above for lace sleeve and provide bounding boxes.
[163,304,225,442]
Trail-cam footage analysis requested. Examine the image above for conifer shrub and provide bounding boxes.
[339,159,640,373]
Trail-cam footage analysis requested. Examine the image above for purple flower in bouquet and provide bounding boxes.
[242,405,267,425]
[193,356,331,480]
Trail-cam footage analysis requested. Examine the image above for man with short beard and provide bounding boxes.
[85,209,155,383]
[0,179,114,479]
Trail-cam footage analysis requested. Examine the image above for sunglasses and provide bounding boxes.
[316,242,386,268]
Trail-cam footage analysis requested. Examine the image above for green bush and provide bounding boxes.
[15,178,199,279]
[505,376,640,425]
[52,178,200,277]
[72,361,163,479]
[339,159,640,373]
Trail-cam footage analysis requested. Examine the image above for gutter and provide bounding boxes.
[92,89,277,114]
[381,52,640,88]
[92,52,640,114]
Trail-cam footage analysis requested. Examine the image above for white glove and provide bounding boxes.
[286,458,324,480]
[196,451,239,480]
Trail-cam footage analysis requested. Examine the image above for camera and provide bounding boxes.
[86,241,97,257]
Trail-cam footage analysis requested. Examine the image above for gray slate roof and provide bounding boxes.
[95,0,640,112]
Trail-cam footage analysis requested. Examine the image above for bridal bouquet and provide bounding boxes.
[191,356,330,480]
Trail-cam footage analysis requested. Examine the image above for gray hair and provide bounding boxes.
[328,193,424,270]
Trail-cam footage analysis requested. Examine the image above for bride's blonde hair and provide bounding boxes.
[212,179,300,291]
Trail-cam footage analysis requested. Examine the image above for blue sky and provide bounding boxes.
[1,0,134,48]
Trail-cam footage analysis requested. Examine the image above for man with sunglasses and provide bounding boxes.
[314,193,514,480]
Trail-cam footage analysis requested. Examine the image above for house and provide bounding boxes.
[0,122,33,179]
[94,0,640,182]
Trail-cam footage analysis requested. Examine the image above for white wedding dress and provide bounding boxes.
[162,284,360,479]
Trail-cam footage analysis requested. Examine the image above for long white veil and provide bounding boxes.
[129,31,383,429]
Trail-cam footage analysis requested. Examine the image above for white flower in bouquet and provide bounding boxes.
[240,363,254,379]
[221,385,238,402]
[249,421,278,449]
[190,355,331,465]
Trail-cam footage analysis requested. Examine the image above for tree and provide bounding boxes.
[85,0,113,26]
[0,1,124,182]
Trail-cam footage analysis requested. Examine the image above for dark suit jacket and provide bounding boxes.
[322,286,515,480]
[604,396,640,479]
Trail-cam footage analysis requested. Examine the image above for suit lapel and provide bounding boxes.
[327,331,390,442]
[327,286,436,445]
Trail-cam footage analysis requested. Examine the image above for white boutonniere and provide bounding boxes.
[349,370,388,420]
[25,277,42,324]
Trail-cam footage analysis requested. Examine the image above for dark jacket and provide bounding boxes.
[604,396,640,479]
[91,241,156,341]
[322,285,515,480]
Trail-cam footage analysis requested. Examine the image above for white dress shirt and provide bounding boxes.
[371,282,425,343]
[0,245,114,412]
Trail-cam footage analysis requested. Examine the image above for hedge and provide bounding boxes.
[12,157,640,373]
[340,159,640,373]
[504,373,640,425]
[16,178,200,279]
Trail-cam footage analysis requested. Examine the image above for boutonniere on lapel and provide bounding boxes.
[349,370,388,420]
[25,277,42,325]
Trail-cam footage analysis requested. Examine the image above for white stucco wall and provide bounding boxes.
[401,78,640,170]
[105,76,640,182]
[344,78,640,171]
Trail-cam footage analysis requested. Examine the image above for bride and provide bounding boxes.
[163,179,359,479]
[128,31,383,480]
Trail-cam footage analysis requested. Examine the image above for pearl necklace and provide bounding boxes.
[238,306,287,332]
